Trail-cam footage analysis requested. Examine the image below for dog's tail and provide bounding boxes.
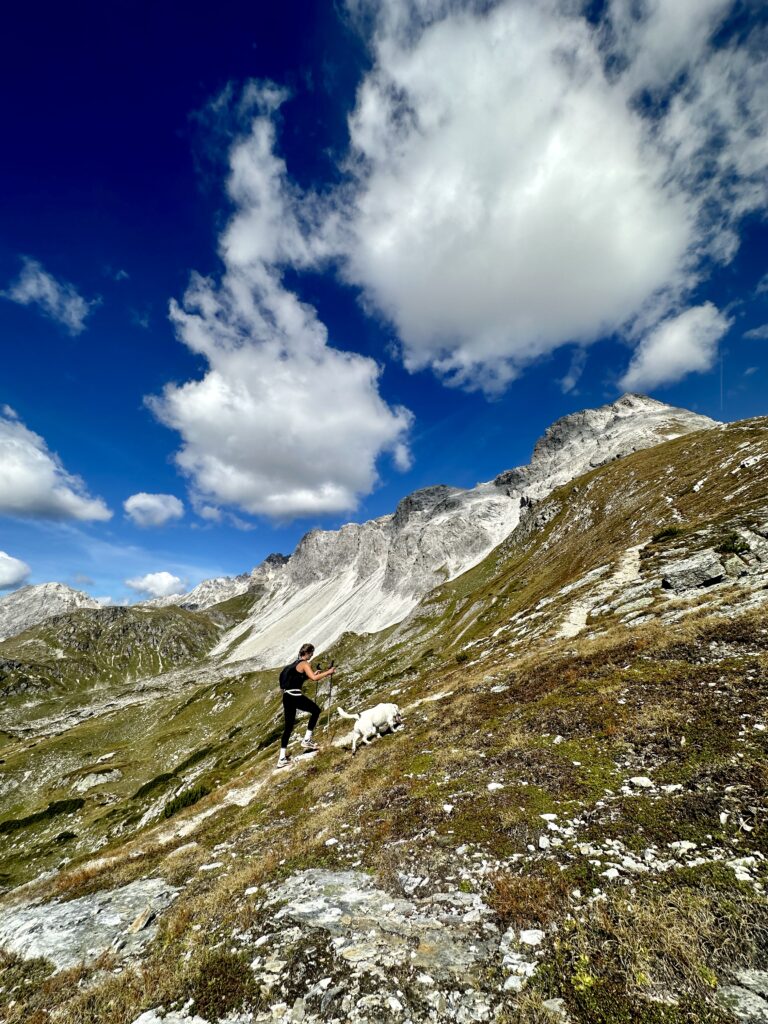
[336,707,359,721]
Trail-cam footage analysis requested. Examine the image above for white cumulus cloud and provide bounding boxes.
[0,551,31,589]
[620,304,731,391]
[149,86,412,521]
[124,492,185,527]
[125,571,187,599]
[0,410,112,521]
[335,0,766,391]
[3,257,98,335]
[341,2,693,390]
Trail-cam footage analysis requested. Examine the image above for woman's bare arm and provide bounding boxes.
[298,660,335,682]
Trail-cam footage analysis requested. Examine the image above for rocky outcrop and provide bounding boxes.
[0,583,101,642]
[661,550,727,592]
[514,393,715,503]
[717,970,768,1022]
[0,877,176,970]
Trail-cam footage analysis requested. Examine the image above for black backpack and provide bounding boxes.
[279,659,300,690]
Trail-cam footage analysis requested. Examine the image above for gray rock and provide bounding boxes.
[131,1012,210,1024]
[630,776,654,789]
[73,768,123,793]
[723,554,749,578]
[266,869,497,982]
[661,549,726,592]
[718,984,768,1022]
[737,971,768,1000]
[542,998,571,1020]
[0,877,176,970]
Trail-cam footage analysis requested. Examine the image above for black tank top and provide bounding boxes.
[280,659,307,691]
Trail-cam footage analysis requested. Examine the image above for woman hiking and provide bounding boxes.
[277,643,335,769]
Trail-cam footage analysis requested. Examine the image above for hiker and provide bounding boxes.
[277,643,335,769]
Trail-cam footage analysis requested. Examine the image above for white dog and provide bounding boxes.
[337,703,403,754]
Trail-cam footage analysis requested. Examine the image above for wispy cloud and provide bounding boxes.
[148,84,412,523]
[3,257,99,335]
[560,348,588,395]
[130,308,151,330]
[744,324,768,340]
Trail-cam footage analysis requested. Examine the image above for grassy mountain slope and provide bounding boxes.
[1,419,767,1023]
[0,606,223,698]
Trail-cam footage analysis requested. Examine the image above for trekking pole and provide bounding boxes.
[313,666,321,706]
[325,660,335,737]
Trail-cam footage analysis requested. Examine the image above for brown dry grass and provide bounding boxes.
[488,870,571,929]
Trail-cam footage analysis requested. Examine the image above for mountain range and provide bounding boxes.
[0,394,715,656]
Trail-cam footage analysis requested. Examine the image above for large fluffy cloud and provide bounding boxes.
[149,87,412,521]
[125,571,186,598]
[124,492,184,527]
[620,304,731,391]
[0,551,31,590]
[2,258,98,335]
[337,0,765,390]
[0,407,112,521]
[153,0,766,503]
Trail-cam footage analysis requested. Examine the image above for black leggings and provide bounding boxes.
[281,690,321,747]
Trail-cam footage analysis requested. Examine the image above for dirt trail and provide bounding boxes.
[557,545,643,639]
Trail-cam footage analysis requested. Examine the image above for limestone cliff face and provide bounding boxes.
[0,583,101,641]
[495,393,716,501]
[208,395,717,667]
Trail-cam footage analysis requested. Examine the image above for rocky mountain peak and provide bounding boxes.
[0,582,101,641]
[517,394,717,502]
[532,393,713,459]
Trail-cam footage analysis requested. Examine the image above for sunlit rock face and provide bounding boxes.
[0,583,101,641]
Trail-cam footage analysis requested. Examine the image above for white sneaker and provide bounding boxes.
[276,755,291,769]
[301,740,320,752]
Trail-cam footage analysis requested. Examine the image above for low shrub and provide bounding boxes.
[715,531,750,556]
[162,783,211,819]
[651,525,684,543]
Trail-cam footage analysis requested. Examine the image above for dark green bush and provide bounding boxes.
[163,783,211,819]
[715,531,749,556]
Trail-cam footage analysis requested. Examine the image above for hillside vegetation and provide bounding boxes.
[0,418,766,1024]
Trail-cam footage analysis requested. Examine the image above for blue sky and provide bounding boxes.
[1,0,767,603]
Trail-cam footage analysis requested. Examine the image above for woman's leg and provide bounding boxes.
[281,692,298,749]
[293,694,321,738]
